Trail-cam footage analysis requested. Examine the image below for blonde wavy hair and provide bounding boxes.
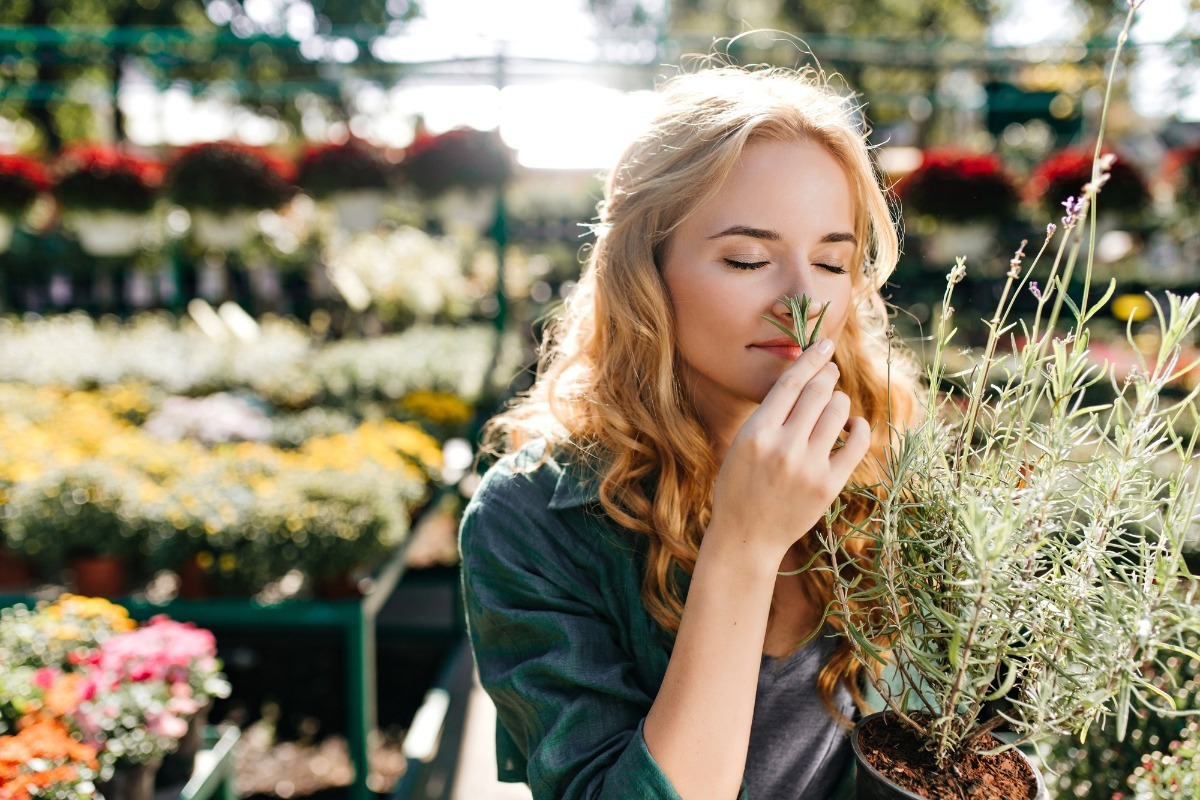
[484,63,920,719]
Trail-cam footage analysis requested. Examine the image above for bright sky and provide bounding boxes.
[103,0,1199,169]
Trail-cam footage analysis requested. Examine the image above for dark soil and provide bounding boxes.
[856,714,1038,800]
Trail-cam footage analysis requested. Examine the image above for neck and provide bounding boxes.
[689,395,754,466]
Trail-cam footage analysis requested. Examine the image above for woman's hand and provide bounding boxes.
[708,338,871,565]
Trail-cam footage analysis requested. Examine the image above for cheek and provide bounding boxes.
[823,287,856,339]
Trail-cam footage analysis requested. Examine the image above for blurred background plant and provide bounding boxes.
[166,142,297,215]
[53,144,162,215]
[898,148,1019,223]
[0,596,230,781]
[1026,146,1152,222]
[400,128,514,198]
[297,139,394,201]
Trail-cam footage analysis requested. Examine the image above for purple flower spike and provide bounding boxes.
[1030,281,1042,300]
[1061,196,1085,229]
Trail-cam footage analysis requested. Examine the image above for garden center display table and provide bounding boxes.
[0,539,412,800]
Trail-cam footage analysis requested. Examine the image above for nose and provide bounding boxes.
[772,292,825,321]
[772,264,820,317]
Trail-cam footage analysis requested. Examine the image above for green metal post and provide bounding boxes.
[346,610,376,800]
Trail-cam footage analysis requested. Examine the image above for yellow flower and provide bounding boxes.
[53,624,81,641]
[400,390,473,425]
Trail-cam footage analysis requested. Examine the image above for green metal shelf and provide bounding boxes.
[0,537,414,800]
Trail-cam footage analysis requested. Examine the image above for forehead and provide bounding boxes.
[687,139,856,232]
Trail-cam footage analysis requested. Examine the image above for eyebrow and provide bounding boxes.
[707,225,857,246]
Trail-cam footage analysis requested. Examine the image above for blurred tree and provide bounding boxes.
[588,0,996,143]
[587,0,1197,147]
[0,0,422,152]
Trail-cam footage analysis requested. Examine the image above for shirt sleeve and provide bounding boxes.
[459,462,685,800]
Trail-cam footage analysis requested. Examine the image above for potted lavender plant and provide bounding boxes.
[787,6,1200,799]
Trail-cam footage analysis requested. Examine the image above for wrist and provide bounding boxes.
[699,518,790,579]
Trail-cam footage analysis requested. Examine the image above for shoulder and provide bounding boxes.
[464,439,591,528]
[459,439,611,575]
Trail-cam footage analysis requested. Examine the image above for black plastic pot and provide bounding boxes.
[850,711,1048,800]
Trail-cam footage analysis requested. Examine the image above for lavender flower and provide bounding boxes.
[1061,195,1086,230]
[1030,281,1042,300]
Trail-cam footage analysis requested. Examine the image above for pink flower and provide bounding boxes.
[32,668,58,690]
[167,695,199,717]
[148,712,189,740]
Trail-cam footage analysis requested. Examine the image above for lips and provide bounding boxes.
[752,337,803,348]
[749,337,804,360]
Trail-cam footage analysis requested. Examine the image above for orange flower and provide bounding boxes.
[0,718,98,800]
[44,672,86,717]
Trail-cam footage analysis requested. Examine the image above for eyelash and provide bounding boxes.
[723,258,848,275]
[724,258,769,270]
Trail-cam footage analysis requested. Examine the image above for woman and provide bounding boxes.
[460,63,919,800]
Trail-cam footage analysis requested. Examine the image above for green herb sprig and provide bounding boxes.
[763,294,828,350]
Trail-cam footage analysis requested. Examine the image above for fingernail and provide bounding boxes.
[817,338,833,355]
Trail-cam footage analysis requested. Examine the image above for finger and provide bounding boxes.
[754,338,835,427]
[809,390,852,454]
[829,416,871,475]
[782,360,840,435]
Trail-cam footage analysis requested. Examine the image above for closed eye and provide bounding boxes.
[817,263,848,275]
[725,258,769,270]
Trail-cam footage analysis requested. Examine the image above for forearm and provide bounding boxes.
[643,529,782,800]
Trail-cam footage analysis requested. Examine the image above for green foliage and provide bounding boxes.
[764,293,828,350]
[1,464,143,567]
[820,4,1200,769]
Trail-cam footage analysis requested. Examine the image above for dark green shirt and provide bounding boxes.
[460,440,857,799]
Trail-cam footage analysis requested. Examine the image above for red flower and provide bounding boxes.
[1164,143,1200,209]
[297,138,393,198]
[167,141,297,212]
[401,128,514,197]
[0,154,49,215]
[1026,146,1148,218]
[54,143,163,213]
[897,149,1018,223]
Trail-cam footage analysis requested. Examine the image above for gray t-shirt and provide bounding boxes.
[745,628,855,799]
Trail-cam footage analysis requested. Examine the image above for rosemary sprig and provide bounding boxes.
[762,294,828,350]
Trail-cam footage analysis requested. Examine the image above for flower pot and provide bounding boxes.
[190,209,255,251]
[433,186,497,238]
[330,189,387,232]
[0,546,35,590]
[69,554,129,598]
[851,711,1047,800]
[0,214,13,254]
[177,555,215,600]
[923,221,997,269]
[96,757,161,800]
[159,703,209,785]
[314,570,364,600]
[65,210,150,257]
